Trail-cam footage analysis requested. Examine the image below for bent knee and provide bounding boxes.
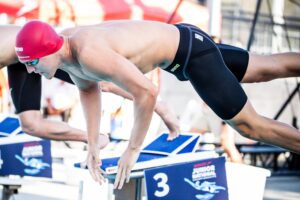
[231,120,261,140]
[226,101,265,140]
[18,111,43,136]
[229,115,270,141]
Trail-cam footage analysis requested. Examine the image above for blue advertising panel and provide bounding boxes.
[144,157,228,200]
[0,140,52,178]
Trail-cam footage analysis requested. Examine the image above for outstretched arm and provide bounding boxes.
[69,74,106,184]
[78,44,159,190]
[106,63,158,190]
[100,81,179,140]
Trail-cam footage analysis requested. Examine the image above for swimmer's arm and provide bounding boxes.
[100,81,159,113]
[79,47,157,188]
[80,48,158,150]
[100,81,179,139]
[108,65,158,150]
[69,75,101,148]
[100,81,164,117]
[68,74,105,183]
[100,81,133,99]
[104,55,158,189]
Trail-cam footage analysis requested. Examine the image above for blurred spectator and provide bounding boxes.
[42,77,78,122]
[220,121,243,163]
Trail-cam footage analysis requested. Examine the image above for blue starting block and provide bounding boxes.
[75,132,219,200]
[75,133,215,174]
[99,133,213,174]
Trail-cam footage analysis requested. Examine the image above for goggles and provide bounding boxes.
[24,58,39,66]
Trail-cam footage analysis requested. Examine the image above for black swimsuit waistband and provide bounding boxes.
[163,24,192,81]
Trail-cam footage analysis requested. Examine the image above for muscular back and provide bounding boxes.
[61,20,180,74]
[0,25,20,68]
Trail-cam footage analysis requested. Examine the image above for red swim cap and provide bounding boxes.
[15,20,63,62]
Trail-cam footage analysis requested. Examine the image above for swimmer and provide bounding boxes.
[16,20,300,189]
[0,25,179,150]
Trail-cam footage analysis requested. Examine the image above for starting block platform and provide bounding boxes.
[76,133,226,200]
[99,133,212,174]
[76,132,270,200]
[75,133,216,174]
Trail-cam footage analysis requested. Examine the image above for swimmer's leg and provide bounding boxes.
[242,52,300,83]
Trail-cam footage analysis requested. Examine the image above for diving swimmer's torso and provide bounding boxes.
[60,20,180,81]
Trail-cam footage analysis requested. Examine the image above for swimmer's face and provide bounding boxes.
[23,55,58,79]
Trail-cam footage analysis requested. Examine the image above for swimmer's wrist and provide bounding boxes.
[87,141,100,149]
[127,144,141,152]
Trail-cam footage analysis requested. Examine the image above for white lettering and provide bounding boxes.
[171,64,181,72]
[15,47,23,52]
[22,145,43,157]
[195,33,203,42]
[192,165,216,181]
[0,151,3,169]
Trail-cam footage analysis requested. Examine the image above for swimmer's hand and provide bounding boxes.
[114,147,140,190]
[155,101,180,140]
[164,112,180,141]
[86,148,106,184]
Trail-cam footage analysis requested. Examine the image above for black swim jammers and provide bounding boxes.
[8,62,74,114]
[163,23,248,120]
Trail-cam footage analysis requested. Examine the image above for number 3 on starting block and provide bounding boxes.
[153,173,170,197]
[144,157,228,200]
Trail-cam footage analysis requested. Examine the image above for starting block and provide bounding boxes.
[75,132,271,200]
[98,133,213,174]
[76,133,219,200]
[75,133,216,174]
